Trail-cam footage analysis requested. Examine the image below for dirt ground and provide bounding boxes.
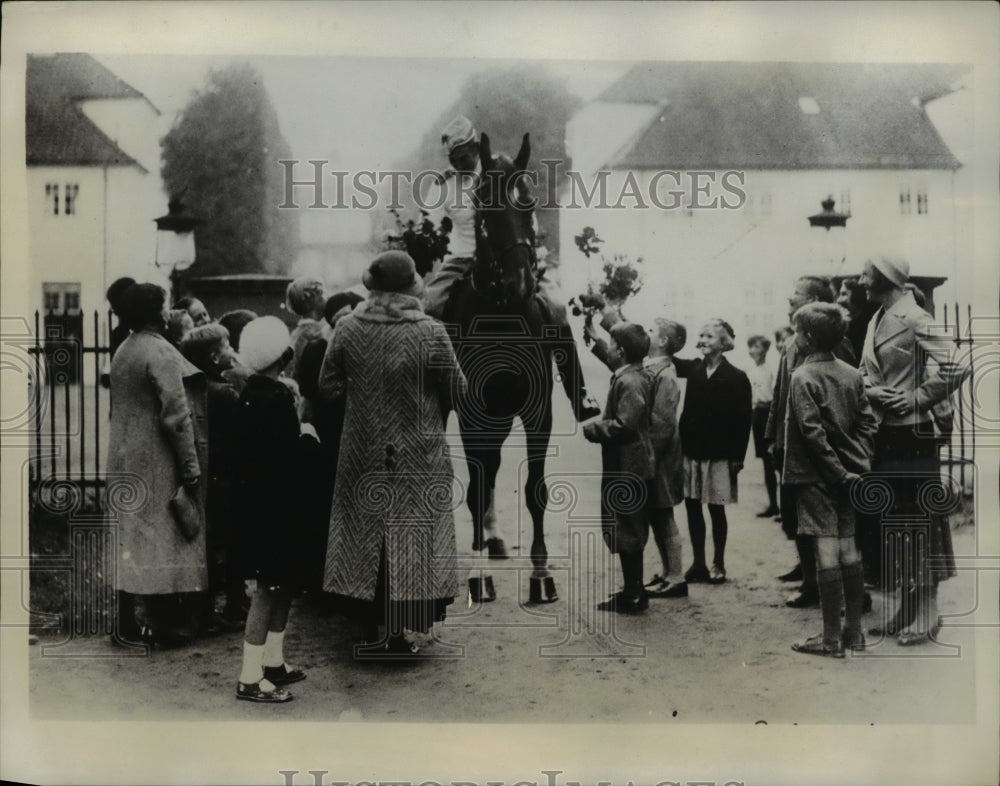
[28,351,983,726]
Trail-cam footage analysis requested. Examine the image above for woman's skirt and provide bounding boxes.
[683,456,738,505]
[334,542,453,636]
[865,425,957,588]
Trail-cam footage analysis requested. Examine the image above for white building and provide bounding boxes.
[558,62,971,362]
[26,53,172,378]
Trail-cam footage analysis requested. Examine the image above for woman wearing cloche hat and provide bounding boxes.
[230,316,322,702]
[318,251,466,653]
[858,257,967,646]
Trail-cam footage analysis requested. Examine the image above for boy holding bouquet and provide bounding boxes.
[583,322,655,614]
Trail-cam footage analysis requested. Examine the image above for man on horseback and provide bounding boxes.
[423,115,601,422]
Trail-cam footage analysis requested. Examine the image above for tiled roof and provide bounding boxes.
[598,62,967,170]
[26,53,144,168]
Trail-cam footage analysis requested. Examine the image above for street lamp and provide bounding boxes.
[808,196,850,276]
[808,196,850,230]
[154,198,201,301]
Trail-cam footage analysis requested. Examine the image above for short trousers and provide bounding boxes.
[794,483,855,539]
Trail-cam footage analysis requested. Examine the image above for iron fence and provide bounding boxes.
[26,304,981,508]
[29,309,113,511]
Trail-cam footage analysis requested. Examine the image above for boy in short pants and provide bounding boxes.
[783,303,878,657]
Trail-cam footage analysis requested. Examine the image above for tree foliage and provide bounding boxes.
[380,64,581,258]
[160,62,299,277]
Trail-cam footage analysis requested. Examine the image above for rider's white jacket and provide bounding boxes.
[423,163,480,261]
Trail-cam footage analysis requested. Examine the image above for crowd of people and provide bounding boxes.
[102,253,965,705]
[580,259,962,656]
[102,117,966,705]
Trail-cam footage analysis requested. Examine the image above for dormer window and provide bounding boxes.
[798,96,820,115]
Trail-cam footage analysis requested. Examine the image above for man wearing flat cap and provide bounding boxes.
[423,115,601,422]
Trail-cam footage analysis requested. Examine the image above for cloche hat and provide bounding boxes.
[238,316,291,372]
[362,251,425,297]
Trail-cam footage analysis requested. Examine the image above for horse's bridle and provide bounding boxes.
[471,211,537,302]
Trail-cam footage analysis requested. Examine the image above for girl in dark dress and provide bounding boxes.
[232,317,321,703]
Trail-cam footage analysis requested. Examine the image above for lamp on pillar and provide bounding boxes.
[154,198,201,302]
[808,196,850,276]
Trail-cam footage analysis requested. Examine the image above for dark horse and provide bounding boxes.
[443,132,591,605]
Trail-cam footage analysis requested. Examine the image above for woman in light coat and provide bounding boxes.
[320,251,467,654]
[107,283,208,648]
[859,257,963,645]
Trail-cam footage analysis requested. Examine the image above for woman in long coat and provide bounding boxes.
[319,251,466,653]
[107,284,208,647]
[858,257,962,645]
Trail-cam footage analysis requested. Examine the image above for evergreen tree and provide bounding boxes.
[161,62,300,277]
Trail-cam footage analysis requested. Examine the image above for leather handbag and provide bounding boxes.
[169,484,202,542]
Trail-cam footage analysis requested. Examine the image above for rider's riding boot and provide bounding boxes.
[534,288,600,422]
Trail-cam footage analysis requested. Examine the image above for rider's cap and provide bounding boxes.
[441,115,477,153]
[363,251,425,297]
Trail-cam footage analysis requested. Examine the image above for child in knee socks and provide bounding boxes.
[784,304,878,657]
[583,322,655,614]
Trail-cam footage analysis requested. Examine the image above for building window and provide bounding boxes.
[899,186,912,215]
[64,183,80,215]
[916,189,929,215]
[839,189,851,215]
[42,283,81,314]
[45,183,60,215]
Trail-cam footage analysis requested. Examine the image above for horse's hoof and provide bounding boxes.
[486,537,508,560]
[468,576,496,603]
[528,576,558,604]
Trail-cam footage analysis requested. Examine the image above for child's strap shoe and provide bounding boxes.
[262,664,307,686]
[236,679,293,703]
[791,634,845,659]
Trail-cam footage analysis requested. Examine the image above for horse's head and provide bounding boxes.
[473,132,537,309]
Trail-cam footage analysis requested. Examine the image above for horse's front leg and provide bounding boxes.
[524,407,558,603]
[460,414,512,602]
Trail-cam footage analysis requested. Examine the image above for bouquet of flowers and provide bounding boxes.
[384,208,452,278]
[568,227,644,345]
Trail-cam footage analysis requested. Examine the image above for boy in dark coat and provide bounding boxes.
[786,303,878,657]
[181,324,246,628]
[293,291,364,593]
[583,321,655,614]
[766,275,857,607]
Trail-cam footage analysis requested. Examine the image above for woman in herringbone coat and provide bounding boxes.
[319,252,467,653]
